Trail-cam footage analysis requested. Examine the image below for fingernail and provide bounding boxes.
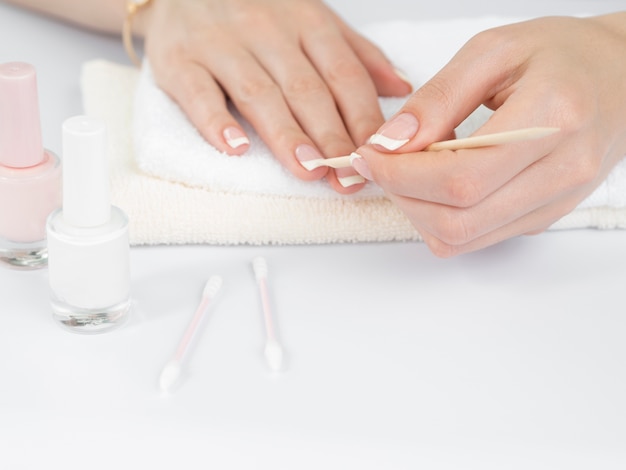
[295,144,324,170]
[368,113,418,150]
[338,175,366,188]
[393,67,412,89]
[223,127,250,149]
[335,161,365,188]
[349,152,373,181]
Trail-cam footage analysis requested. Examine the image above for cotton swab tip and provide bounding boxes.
[202,275,223,298]
[252,256,268,280]
[264,339,284,372]
[159,359,182,392]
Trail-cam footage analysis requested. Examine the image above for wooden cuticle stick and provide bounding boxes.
[301,127,560,171]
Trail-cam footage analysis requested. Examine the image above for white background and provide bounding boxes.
[1,1,625,469]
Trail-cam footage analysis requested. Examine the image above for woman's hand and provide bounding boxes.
[352,13,626,256]
[143,0,412,193]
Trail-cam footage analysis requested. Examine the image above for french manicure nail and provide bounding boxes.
[338,175,366,188]
[335,162,365,188]
[223,127,250,149]
[349,152,373,181]
[369,113,418,151]
[295,144,325,170]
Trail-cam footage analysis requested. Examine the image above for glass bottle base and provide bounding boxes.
[0,241,47,270]
[51,297,131,334]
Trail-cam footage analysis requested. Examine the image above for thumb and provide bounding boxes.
[369,30,519,152]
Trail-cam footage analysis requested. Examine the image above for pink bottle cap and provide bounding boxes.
[0,62,44,168]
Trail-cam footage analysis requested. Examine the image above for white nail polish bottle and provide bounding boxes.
[46,116,131,333]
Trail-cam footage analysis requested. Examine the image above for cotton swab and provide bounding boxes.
[301,127,560,170]
[252,257,284,372]
[159,275,223,392]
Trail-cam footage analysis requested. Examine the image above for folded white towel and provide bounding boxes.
[81,17,626,245]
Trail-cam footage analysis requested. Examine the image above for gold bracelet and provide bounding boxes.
[122,0,153,67]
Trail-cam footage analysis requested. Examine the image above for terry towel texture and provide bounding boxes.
[81,17,626,245]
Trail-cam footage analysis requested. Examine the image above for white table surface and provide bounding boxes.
[1,1,625,469]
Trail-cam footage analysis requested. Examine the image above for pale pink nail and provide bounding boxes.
[349,152,373,181]
[368,113,418,151]
[223,127,250,149]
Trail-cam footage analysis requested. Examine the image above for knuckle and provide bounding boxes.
[470,25,516,53]
[441,165,485,208]
[525,228,546,236]
[370,156,399,187]
[235,76,278,103]
[232,2,272,28]
[183,80,213,103]
[284,75,327,99]
[162,70,214,112]
[294,2,328,26]
[267,127,302,151]
[417,74,457,113]
[326,59,369,85]
[424,236,461,259]
[564,150,601,188]
[431,208,477,247]
[467,22,533,66]
[317,131,353,155]
[234,1,328,33]
[531,80,593,133]
[553,89,593,131]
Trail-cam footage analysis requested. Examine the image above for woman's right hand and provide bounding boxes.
[352,13,626,256]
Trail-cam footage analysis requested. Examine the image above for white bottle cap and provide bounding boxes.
[62,116,110,228]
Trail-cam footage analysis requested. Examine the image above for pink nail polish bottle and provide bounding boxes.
[46,116,131,333]
[0,62,62,269]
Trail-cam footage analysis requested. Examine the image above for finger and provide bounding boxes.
[252,40,355,154]
[414,190,583,257]
[245,26,367,192]
[200,41,333,183]
[151,58,250,156]
[301,24,387,148]
[356,126,559,207]
[368,26,526,153]
[330,11,413,97]
[355,78,567,205]
[386,142,593,251]
[209,44,364,194]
